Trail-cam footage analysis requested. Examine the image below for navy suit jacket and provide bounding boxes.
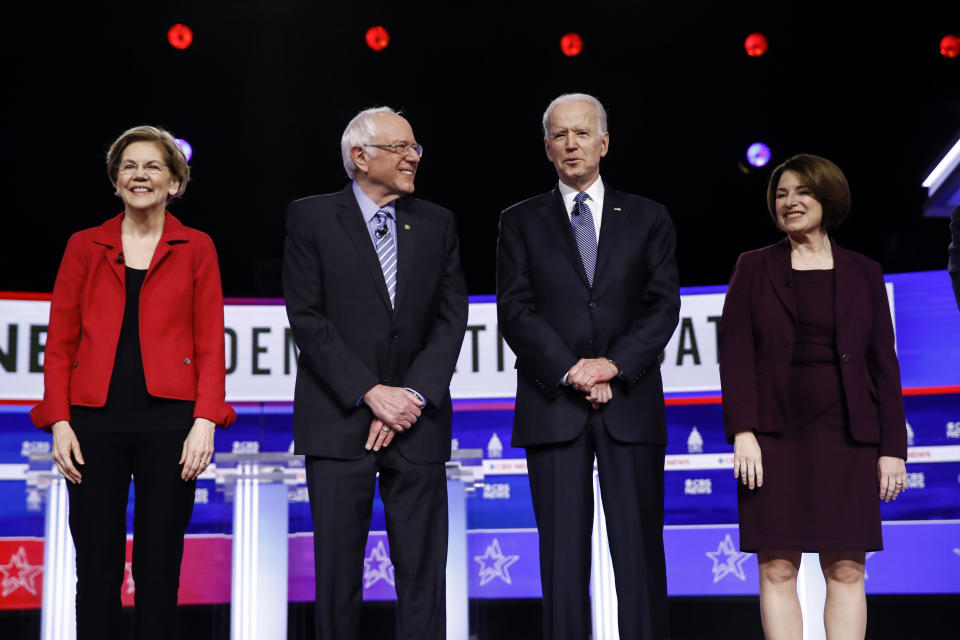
[497,186,680,447]
[283,185,468,463]
[718,239,907,459]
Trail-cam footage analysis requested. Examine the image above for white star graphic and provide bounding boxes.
[705,534,753,583]
[864,552,876,580]
[0,547,43,597]
[362,541,395,588]
[953,548,960,559]
[123,561,136,594]
[474,538,519,586]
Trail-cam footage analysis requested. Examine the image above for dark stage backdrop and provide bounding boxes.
[4,1,959,297]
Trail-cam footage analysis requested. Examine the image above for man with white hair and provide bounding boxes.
[497,93,680,639]
[283,107,468,639]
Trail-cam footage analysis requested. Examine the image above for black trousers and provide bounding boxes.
[525,414,669,640]
[66,427,195,640]
[305,446,447,640]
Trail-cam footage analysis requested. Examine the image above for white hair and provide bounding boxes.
[542,93,608,138]
[340,106,399,179]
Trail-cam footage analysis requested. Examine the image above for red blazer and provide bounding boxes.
[31,213,236,429]
[718,239,907,459]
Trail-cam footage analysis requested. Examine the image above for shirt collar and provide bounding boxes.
[558,176,604,211]
[352,180,395,222]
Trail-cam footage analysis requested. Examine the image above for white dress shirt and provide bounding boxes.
[558,176,604,243]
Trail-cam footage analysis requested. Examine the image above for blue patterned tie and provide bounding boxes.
[571,192,598,286]
[374,211,397,307]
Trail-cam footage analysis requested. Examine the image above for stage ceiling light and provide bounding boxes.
[366,26,390,51]
[561,33,583,57]
[168,24,193,50]
[940,34,960,58]
[746,142,771,167]
[744,33,768,57]
[175,138,193,162]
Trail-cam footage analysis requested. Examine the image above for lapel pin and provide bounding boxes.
[403,224,411,230]
[613,207,622,212]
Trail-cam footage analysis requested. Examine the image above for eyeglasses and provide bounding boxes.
[364,142,424,158]
[118,161,168,175]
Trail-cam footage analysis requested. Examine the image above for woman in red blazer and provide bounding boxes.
[31,125,235,640]
[718,154,907,639]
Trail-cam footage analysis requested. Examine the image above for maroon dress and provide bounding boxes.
[738,269,882,552]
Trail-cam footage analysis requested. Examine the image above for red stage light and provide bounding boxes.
[941,34,960,59]
[560,33,583,57]
[744,32,768,57]
[366,26,390,51]
[168,24,193,50]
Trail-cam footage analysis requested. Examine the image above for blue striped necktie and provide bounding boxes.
[374,211,397,307]
[571,192,598,286]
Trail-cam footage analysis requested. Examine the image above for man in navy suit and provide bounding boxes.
[497,93,680,639]
[283,107,468,640]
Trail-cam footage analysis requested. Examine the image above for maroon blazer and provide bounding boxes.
[31,212,236,430]
[718,239,907,459]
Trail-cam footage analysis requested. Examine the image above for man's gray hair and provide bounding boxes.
[542,93,608,138]
[341,106,398,179]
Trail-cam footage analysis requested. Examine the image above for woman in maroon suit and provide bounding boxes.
[718,154,907,639]
[31,126,235,640]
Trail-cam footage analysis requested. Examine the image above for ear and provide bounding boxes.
[168,178,181,196]
[544,137,554,162]
[351,146,369,175]
[599,131,610,158]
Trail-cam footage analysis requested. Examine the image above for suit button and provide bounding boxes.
[382,378,390,384]
[840,353,850,363]
[588,301,597,309]
[73,361,79,368]
[184,358,191,365]
[392,331,399,340]
[586,340,593,348]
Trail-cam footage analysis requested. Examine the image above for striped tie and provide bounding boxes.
[571,192,598,286]
[374,211,398,307]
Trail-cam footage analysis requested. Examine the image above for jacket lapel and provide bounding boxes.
[832,243,857,341]
[146,212,190,282]
[393,199,416,311]
[335,187,393,312]
[593,188,626,286]
[539,187,589,288]
[764,238,797,323]
[91,214,125,285]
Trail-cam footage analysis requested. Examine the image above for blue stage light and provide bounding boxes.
[746,142,771,168]
[175,138,193,162]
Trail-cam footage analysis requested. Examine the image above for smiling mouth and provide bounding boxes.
[785,212,803,219]
[131,187,152,193]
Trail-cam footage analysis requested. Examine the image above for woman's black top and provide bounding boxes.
[71,267,194,431]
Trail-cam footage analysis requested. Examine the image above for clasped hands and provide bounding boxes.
[363,384,424,452]
[567,358,619,409]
